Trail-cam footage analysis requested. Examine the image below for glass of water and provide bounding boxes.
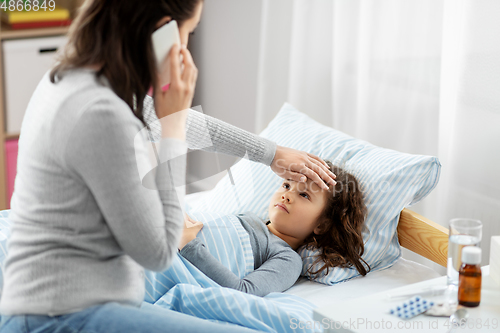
[447,218,482,286]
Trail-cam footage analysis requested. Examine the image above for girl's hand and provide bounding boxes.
[154,44,198,139]
[270,145,337,190]
[178,213,203,250]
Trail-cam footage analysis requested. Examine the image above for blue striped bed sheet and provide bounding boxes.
[145,253,318,332]
[144,211,319,332]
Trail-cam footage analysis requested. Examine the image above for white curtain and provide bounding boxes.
[255,0,500,271]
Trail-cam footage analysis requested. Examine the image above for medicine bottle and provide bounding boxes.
[458,246,482,307]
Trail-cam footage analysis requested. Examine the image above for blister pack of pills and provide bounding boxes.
[389,296,434,319]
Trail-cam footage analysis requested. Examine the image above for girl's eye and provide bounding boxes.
[300,193,310,200]
[282,183,290,189]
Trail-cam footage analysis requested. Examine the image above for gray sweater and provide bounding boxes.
[0,68,276,316]
[180,212,302,297]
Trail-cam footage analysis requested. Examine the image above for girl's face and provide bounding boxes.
[267,179,329,247]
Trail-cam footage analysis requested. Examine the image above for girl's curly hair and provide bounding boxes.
[302,161,370,277]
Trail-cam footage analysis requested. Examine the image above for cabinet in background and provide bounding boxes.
[0,0,83,209]
[3,35,68,134]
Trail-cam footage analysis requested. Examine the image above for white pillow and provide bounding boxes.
[189,103,441,285]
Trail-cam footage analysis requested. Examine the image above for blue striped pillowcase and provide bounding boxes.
[189,103,441,285]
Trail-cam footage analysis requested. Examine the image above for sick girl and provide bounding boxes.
[179,162,370,296]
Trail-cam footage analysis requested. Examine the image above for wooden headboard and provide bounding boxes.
[397,209,449,267]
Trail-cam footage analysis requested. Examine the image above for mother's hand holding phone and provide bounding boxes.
[153,23,198,140]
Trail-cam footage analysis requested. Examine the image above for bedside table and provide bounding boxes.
[313,266,500,332]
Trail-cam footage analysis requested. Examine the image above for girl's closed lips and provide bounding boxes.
[274,203,289,213]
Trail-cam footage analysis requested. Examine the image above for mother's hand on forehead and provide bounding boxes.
[270,145,337,191]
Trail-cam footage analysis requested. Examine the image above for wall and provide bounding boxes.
[186,0,264,193]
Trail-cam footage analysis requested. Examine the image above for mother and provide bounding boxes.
[0,0,336,332]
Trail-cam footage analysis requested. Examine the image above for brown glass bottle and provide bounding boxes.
[458,246,481,307]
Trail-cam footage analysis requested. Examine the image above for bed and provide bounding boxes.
[0,195,449,333]
[184,191,449,309]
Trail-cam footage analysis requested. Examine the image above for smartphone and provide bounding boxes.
[151,20,181,70]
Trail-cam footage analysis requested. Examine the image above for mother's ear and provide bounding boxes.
[155,16,173,29]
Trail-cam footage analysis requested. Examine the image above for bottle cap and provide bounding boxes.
[461,246,481,265]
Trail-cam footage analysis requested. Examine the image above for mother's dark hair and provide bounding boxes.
[50,0,201,124]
